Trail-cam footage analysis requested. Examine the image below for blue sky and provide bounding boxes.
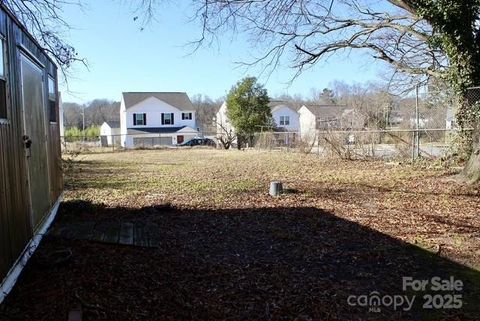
[60,1,382,103]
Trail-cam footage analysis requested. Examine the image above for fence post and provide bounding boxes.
[286,132,289,152]
[415,84,420,159]
[411,130,415,162]
[317,130,320,156]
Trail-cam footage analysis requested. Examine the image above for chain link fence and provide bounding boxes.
[62,127,466,162]
[258,128,469,160]
[251,84,474,161]
[62,84,480,162]
[62,131,219,154]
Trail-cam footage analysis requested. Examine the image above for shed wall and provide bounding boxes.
[0,5,62,282]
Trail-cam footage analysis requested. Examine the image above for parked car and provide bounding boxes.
[178,138,216,147]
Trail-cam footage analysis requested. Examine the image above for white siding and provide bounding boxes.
[216,102,234,134]
[120,99,128,147]
[100,122,112,145]
[101,123,121,146]
[298,106,317,141]
[120,96,197,148]
[271,105,300,132]
[126,97,196,129]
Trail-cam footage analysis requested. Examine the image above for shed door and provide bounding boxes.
[20,53,51,230]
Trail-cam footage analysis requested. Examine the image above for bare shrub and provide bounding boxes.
[297,131,317,154]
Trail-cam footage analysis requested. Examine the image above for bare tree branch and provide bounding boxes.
[173,0,448,91]
[2,0,88,83]
[216,121,236,149]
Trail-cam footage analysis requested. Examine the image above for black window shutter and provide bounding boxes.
[144,113,147,125]
[161,113,165,125]
[182,113,185,120]
[171,113,174,124]
[133,113,137,125]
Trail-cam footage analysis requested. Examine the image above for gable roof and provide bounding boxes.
[122,92,194,111]
[268,100,300,111]
[301,104,350,119]
[104,121,120,129]
[268,100,287,108]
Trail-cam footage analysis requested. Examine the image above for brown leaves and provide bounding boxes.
[2,149,479,320]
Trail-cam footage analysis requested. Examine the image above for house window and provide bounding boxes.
[182,112,192,120]
[279,116,290,126]
[0,39,7,120]
[162,113,174,125]
[134,113,146,125]
[48,76,57,122]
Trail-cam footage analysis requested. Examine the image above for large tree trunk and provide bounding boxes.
[457,87,480,183]
[237,135,243,150]
[462,126,480,183]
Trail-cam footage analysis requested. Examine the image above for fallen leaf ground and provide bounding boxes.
[1,149,479,320]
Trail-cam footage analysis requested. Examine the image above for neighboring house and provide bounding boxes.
[298,105,359,140]
[268,101,300,132]
[215,101,235,138]
[100,121,121,146]
[268,101,300,145]
[216,100,299,135]
[120,92,198,148]
[216,102,361,145]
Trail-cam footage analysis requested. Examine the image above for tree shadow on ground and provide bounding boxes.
[1,200,479,321]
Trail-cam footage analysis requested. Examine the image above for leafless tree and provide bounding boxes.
[2,0,156,79]
[2,0,89,78]
[62,101,84,128]
[332,81,395,129]
[272,93,306,109]
[13,0,443,90]
[63,99,120,129]
[191,94,223,133]
[173,0,446,91]
[216,121,236,149]
[310,88,336,104]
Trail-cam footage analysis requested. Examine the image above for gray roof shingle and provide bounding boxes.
[302,105,351,119]
[122,92,194,111]
[268,100,287,108]
[269,100,302,111]
[104,121,120,129]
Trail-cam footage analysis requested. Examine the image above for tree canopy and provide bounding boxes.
[226,77,272,146]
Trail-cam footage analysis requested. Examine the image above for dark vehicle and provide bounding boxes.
[178,138,216,147]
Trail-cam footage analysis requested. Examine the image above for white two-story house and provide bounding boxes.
[120,92,198,148]
[216,100,300,135]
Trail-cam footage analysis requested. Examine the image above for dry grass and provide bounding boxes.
[2,149,479,321]
[66,149,480,268]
